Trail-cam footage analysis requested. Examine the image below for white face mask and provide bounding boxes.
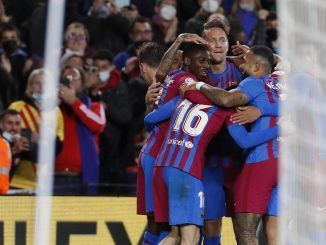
[32,92,42,103]
[2,131,20,143]
[240,3,255,12]
[202,0,219,13]
[160,5,176,21]
[99,70,110,83]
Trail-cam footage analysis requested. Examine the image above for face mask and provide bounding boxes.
[98,4,110,18]
[160,5,176,21]
[2,131,20,143]
[65,48,84,56]
[2,40,18,54]
[32,92,42,103]
[99,70,110,83]
[202,0,219,13]
[240,3,255,12]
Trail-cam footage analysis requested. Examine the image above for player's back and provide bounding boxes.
[156,98,232,179]
[142,69,194,156]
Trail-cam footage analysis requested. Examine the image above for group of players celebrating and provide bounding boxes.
[136,18,280,245]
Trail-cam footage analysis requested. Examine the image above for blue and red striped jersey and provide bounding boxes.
[238,73,280,163]
[141,70,198,157]
[155,98,234,179]
[204,61,244,168]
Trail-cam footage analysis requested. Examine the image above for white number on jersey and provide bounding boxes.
[173,100,212,137]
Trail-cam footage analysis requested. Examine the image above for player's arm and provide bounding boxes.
[231,102,279,125]
[155,33,208,84]
[226,116,279,149]
[144,96,180,131]
[198,82,249,108]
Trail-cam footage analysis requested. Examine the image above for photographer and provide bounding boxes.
[55,66,105,195]
[8,68,64,189]
[0,109,36,187]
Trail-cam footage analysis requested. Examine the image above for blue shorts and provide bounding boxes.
[202,166,226,220]
[266,186,278,216]
[163,167,204,226]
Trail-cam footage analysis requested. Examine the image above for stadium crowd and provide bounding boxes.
[0,0,288,244]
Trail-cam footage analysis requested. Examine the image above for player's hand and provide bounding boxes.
[145,81,162,112]
[227,55,244,69]
[231,41,250,56]
[179,81,197,97]
[231,106,262,125]
[177,33,209,46]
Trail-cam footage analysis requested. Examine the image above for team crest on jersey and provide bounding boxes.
[185,77,196,84]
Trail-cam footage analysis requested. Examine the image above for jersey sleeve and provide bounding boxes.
[258,101,279,116]
[184,90,213,105]
[226,116,279,149]
[237,76,265,101]
[144,96,180,131]
[71,100,106,134]
[176,73,198,88]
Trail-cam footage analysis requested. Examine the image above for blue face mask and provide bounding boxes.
[32,92,42,103]
[98,4,110,18]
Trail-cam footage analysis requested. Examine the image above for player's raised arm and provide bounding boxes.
[155,33,208,84]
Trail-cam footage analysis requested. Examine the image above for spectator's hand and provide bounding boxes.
[164,17,178,44]
[231,106,262,125]
[23,58,33,74]
[1,54,11,73]
[231,41,250,56]
[124,56,138,74]
[59,84,77,105]
[258,9,269,20]
[176,33,208,46]
[12,137,30,155]
[146,81,162,112]
[31,132,39,143]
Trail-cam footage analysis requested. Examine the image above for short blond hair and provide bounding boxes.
[64,22,89,43]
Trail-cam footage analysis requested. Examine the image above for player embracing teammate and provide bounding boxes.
[137,18,281,245]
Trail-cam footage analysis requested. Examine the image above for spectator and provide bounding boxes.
[84,0,130,55]
[55,66,105,195]
[94,49,133,193]
[184,0,224,35]
[0,24,32,103]
[93,49,121,92]
[230,0,262,45]
[113,16,153,81]
[63,22,89,56]
[152,0,178,46]
[61,52,84,70]
[8,69,64,189]
[0,109,36,189]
